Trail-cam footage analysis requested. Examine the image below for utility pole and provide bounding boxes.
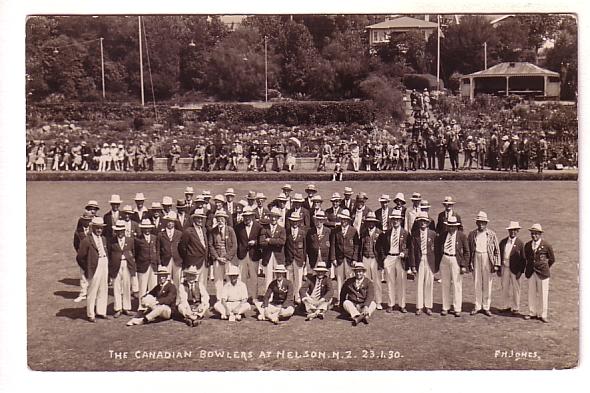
[100,37,105,99]
[264,36,268,102]
[437,15,441,91]
[484,41,488,69]
[138,16,145,106]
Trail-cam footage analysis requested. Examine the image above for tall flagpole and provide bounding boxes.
[437,15,441,91]
[138,16,145,106]
[100,37,105,99]
[264,36,268,103]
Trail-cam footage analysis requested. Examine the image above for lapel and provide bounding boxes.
[193,226,206,249]
[89,234,99,251]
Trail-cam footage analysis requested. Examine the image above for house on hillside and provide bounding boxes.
[366,16,439,46]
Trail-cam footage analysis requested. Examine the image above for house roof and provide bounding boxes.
[366,16,438,30]
[466,62,559,78]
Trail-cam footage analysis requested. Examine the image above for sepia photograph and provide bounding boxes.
[2,1,584,387]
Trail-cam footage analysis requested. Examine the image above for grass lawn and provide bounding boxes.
[26,180,578,371]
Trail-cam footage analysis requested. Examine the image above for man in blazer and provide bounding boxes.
[435,216,470,317]
[410,200,436,235]
[131,193,149,223]
[183,186,197,215]
[392,193,407,229]
[258,207,287,291]
[332,209,361,302]
[148,202,166,235]
[224,188,239,227]
[127,267,177,326]
[340,187,354,212]
[352,193,371,234]
[177,265,210,327]
[103,194,123,240]
[175,199,191,231]
[286,193,311,230]
[436,196,463,234]
[254,193,271,223]
[259,265,295,324]
[377,209,410,313]
[284,212,307,303]
[306,210,335,276]
[73,212,93,303]
[303,184,318,211]
[158,212,184,291]
[467,211,501,316]
[208,210,238,296]
[340,262,377,325]
[206,194,235,231]
[374,194,391,232]
[76,217,109,322]
[121,205,140,238]
[234,207,263,301]
[108,220,136,317]
[325,193,343,228]
[405,192,423,235]
[299,262,333,320]
[134,219,160,309]
[498,221,526,315]
[179,209,209,290]
[360,211,384,309]
[410,213,437,315]
[524,224,555,323]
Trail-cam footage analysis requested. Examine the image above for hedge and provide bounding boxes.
[403,74,443,91]
[27,102,172,124]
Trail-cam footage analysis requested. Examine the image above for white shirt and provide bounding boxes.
[118,237,126,259]
[221,281,248,302]
[389,227,401,254]
[444,232,456,255]
[503,237,515,266]
[420,229,427,254]
[532,239,541,252]
[93,234,107,258]
[292,227,299,240]
[193,225,205,244]
[144,234,151,243]
[475,230,487,253]
[245,223,252,238]
[341,224,350,237]
[166,228,175,240]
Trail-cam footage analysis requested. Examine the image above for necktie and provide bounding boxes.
[444,234,453,254]
[393,230,399,252]
[292,230,297,241]
[84,228,88,235]
[312,277,322,299]
[421,231,427,254]
[382,210,387,229]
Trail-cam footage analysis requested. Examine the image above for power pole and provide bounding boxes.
[100,37,105,99]
[138,16,145,106]
[264,36,268,102]
[437,15,441,91]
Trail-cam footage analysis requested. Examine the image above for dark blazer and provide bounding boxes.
[325,206,342,228]
[205,208,234,232]
[340,198,354,212]
[333,225,361,266]
[103,210,121,239]
[108,236,136,279]
[392,206,407,228]
[284,226,307,267]
[149,216,167,235]
[436,210,463,233]
[339,277,375,307]
[409,228,437,272]
[351,206,372,232]
[360,227,384,268]
[434,230,470,272]
[376,227,411,269]
[410,216,436,235]
[224,201,239,226]
[263,279,294,308]
[235,221,263,261]
[76,234,109,280]
[131,209,150,223]
[208,225,238,265]
[147,281,177,306]
[134,234,160,274]
[158,228,183,266]
[499,236,526,279]
[306,226,335,269]
[259,224,286,266]
[303,197,315,212]
[175,212,191,231]
[374,207,391,231]
[179,226,209,269]
[253,206,271,222]
[299,274,333,301]
[73,228,90,252]
[286,208,311,229]
[524,239,555,279]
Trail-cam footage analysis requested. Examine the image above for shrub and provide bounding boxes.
[359,74,404,121]
[403,74,442,91]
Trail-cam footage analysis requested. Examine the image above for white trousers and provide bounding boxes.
[213,301,251,318]
[113,260,132,312]
[473,252,494,311]
[289,264,305,302]
[302,297,331,313]
[263,257,276,291]
[363,257,383,305]
[79,267,88,296]
[177,302,207,319]
[86,257,108,318]
[528,273,549,319]
[440,255,463,312]
[239,255,258,300]
[416,255,434,310]
[131,274,139,293]
[342,300,377,318]
[500,268,521,311]
[145,304,172,322]
[164,259,183,295]
[265,304,295,320]
[384,255,406,307]
[335,262,354,303]
[213,260,228,297]
[137,265,156,310]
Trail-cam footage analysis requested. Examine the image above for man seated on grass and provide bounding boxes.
[340,262,377,326]
[213,265,250,321]
[258,264,295,325]
[299,261,333,321]
[177,265,210,327]
[127,266,177,326]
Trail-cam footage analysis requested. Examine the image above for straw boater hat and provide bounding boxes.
[109,194,123,204]
[176,199,187,208]
[276,193,288,201]
[442,196,456,205]
[292,193,305,203]
[445,216,461,227]
[202,190,212,198]
[528,223,543,233]
[305,184,317,193]
[113,219,126,231]
[122,205,134,214]
[184,186,194,195]
[313,210,327,220]
[241,206,255,216]
[224,188,236,196]
[474,211,489,222]
[139,218,155,229]
[191,208,206,218]
[256,192,267,200]
[237,200,248,208]
[134,193,145,201]
[419,200,431,209]
[214,209,229,218]
[338,209,352,221]
[80,211,94,221]
[273,264,288,274]
[415,212,430,222]
[389,210,403,220]
[352,262,366,271]
[411,192,422,201]
[193,195,205,203]
[246,191,257,200]
[506,221,521,230]
[364,211,379,223]
[227,264,240,276]
[90,217,106,227]
[85,200,100,210]
[343,187,353,195]
[156,266,170,276]
[269,207,282,217]
[330,192,342,201]
[162,196,173,206]
[378,194,391,203]
[184,265,199,277]
[314,261,329,272]
[311,194,323,203]
[163,211,178,221]
[214,194,225,203]
[149,202,162,210]
[288,211,303,221]
[281,184,293,191]
[394,192,406,204]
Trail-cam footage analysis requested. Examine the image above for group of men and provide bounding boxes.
[73,183,556,326]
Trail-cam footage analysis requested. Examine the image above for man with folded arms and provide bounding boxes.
[259,264,295,324]
[410,212,436,315]
[177,265,210,327]
[468,211,501,317]
[299,262,333,320]
[127,267,177,326]
[179,209,209,289]
[108,220,136,318]
[340,262,377,325]
[258,207,287,290]
[524,224,555,323]
[213,265,250,321]
[306,210,335,297]
[208,209,238,296]
[435,216,470,317]
[498,221,526,316]
[234,207,263,301]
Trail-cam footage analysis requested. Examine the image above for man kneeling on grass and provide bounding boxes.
[340,262,377,326]
[127,266,177,326]
[177,265,210,327]
[213,264,250,321]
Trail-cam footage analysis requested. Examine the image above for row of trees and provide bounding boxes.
[26,14,577,105]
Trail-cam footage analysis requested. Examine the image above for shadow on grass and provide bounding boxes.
[58,278,79,286]
[54,290,78,300]
[56,306,87,320]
